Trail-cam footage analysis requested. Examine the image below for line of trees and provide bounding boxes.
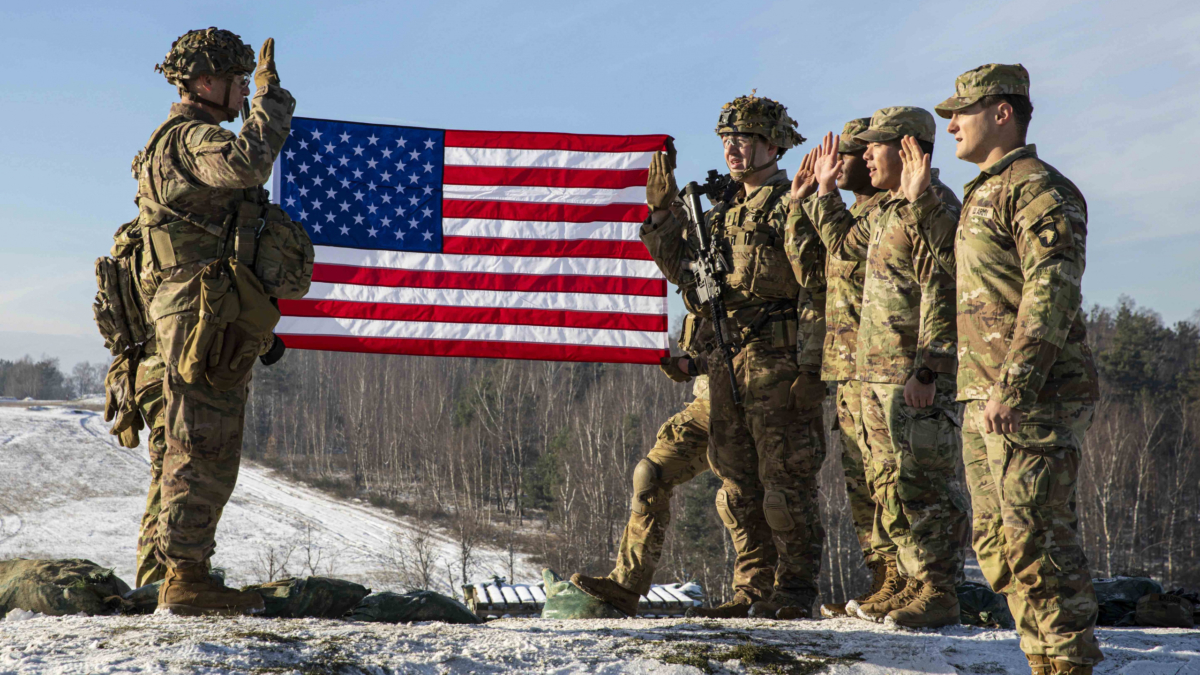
[0,357,105,400]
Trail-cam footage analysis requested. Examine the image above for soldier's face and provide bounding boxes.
[863,142,903,191]
[722,134,776,174]
[837,151,871,192]
[947,103,993,163]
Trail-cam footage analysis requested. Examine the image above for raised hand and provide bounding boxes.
[790,148,819,202]
[255,38,279,89]
[814,132,843,196]
[899,135,932,203]
[645,151,678,212]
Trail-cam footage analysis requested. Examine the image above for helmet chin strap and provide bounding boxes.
[729,146,777,182]
[191,76,240,123]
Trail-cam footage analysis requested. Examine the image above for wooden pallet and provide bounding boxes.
[463,578,703,619]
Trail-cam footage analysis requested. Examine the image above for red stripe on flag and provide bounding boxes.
[311,264,668,297]
[441,237,652,260]
[443,166,649,189]
[278,334,668,365]
[443,200,648,223]
[278,299,667,332]
[444,130,669,153]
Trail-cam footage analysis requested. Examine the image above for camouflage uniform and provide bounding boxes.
[608,377,739,596]
[133,29,295,574]
[810,107,969,593]
[813,118,889,565]
[931,64,1103,665]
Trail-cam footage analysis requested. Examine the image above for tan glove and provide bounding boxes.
[255,38,279,89]
[658,355,693,383]
[645,144,678,212]
[104,352,144,449]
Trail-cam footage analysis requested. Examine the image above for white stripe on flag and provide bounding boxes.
[313,246,662,278]
[442,218,642,241]
[444,147,656,170]
[276,316,665,349]
[302,282,666,314]
[443,184,645,205]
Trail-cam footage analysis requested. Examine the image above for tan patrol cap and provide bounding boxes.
[935,63,1030,119]
[854,106,936,144]
[837,118,871,153]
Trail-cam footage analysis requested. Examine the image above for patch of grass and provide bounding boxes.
[230,630,303,645]
[653,638,864,675]
[660,643,715,673]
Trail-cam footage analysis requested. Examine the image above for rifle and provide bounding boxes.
[682,171,741,405]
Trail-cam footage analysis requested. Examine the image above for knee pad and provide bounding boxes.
[763,490,796,531]
[631,459,666,515]
[715,488,738,529]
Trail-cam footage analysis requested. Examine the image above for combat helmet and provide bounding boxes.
[156,27,255,115]
[716,92,805,154]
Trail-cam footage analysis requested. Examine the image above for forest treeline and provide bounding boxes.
[8,297,1199,601]
[237,296,1200,601]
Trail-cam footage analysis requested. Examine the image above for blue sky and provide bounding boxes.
[1,0,1197,367]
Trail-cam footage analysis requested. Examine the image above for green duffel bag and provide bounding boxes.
[0,559,131,616]
[1135,593,1195,629]
[540,568,624,620]
[1093,577,1163,626]
[956,581,1014,629]
[241,576,371,619]
[348,590,481,624]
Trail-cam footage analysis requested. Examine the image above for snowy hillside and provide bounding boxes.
[0,404,538,592]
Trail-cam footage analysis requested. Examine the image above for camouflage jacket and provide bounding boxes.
[919,145,1098,407]
[642,170,821,358]
[783,194,828,372]
[134,84,296,297]
[802,191,887,382]
[811,171,961,385]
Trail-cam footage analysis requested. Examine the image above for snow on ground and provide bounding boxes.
[0,405,537,592]
[2,612,1198,675]
[3,405,1198,674]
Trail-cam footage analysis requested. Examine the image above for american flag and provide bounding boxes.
[270,117,672,365]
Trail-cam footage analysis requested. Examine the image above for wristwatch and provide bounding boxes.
[915,367,936,385]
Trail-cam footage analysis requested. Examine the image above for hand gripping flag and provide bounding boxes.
[271,118,672,364]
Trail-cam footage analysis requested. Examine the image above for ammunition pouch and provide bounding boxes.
[720,185,800,302]
[93,222,153,356]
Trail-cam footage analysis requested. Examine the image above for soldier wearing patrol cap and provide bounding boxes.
[791,118,890,619]
[809,106,969,629]
[915,63,1103,674]
[106,27,303,616]
[632,94,829,620]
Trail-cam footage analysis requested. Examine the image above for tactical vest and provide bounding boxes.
[133,113,313,301]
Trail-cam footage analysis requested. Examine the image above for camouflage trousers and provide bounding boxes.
[150,311,249,571]
[609,390,730,595]
[861,376,968,590]
[133,339,168,588]
[962,400,1103,665]
[708,341,826,601]
[834,379,879,565]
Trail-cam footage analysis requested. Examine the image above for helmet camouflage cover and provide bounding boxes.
[715,93,805,155]
[156,27,256,94]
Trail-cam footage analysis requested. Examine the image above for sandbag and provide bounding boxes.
[0,559,131,616]
[1135,593,1195,629]
[540,568,624,620]
[242,576,370,619]
[348,590,480,624]
[1093,576,1163,626]
[956,581,1014,629]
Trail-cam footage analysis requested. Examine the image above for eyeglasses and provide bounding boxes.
[721,134,757,150]
[228,73,251,87]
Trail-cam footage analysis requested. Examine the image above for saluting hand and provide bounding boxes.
[790,148,819,202]
[814,132,843,196]
[899,135,931,203]
[645,142,679,212]
[255,38,279,89]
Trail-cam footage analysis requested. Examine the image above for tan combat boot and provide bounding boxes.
[1027,655,1053,675]
[685,590,758,619]
[570,573,640,617]
[884,580,960,629]
[857,575,919,622]
[747,590,813,620]
[157,565,265,616]
[821,559,887,618]
[1050,659,1093,675]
